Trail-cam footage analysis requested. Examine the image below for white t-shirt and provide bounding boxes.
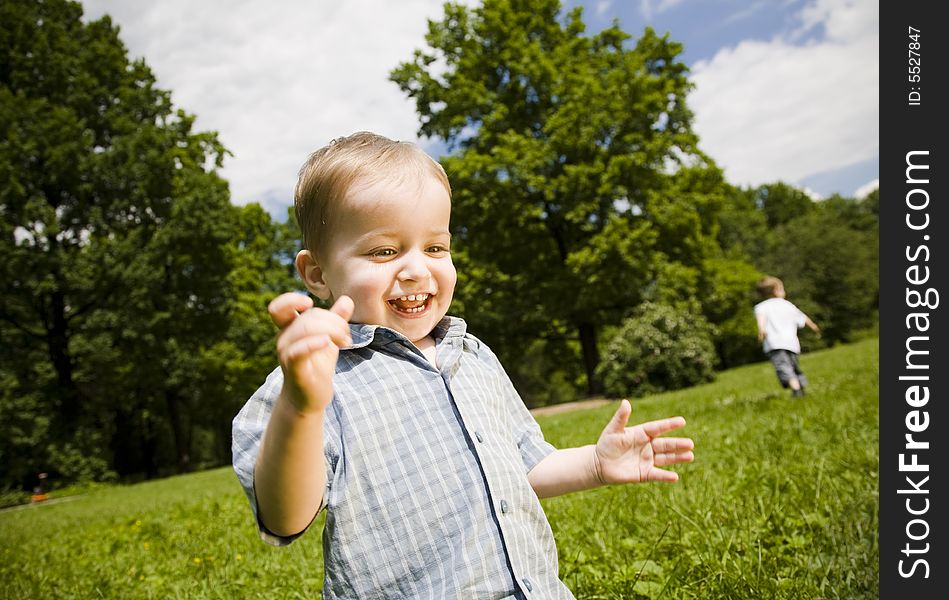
[754,297,807,354]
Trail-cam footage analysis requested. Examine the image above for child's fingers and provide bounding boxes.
[284,334,331,362]
[330,295,355,322]
[653,450,695,467]
[651,437,694,454]
[652,436,694,469]
[269,293,314,329]
[604,399,632,433]
[640,416,687,438]
[647,468,680,483]
[290,307,353,349]
[275,309,352,362]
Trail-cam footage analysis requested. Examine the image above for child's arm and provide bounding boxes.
[756,313,768,343]
[804,316,821,336]
[254,293,353,537]
[527,400,693,498]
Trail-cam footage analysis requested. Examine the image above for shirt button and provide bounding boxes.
[500,500,509,514]
[475,431,484,443]
[522,578,533,592]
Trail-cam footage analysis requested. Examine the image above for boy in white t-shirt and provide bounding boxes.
[754,276,821,397]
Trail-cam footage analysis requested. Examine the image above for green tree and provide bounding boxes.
[196,204,298,465]
[759,201,878,344]
[755,182,813,228]
[597,302,717,398]
[699,257,763,368]
[0,0,282,486]
[114,167,236,473]
[860,187,879,221]
[717,184,768,260]
[392,0,725,394]
[717,182,878,354]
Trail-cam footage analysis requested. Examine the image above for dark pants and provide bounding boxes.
[767,350,807,388]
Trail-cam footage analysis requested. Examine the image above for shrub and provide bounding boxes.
[597,303,717,398]
[0,487,30,509]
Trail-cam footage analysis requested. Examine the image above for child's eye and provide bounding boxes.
[370,248,397,258]
[426,245,450,254]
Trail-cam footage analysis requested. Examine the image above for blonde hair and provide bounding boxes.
[294,131,451,256]
[756,275,785,299]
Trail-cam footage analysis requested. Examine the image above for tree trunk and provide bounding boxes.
[218,419,233,468]
[142,412,160,480]
[165,389,192,473]
[577,322,602,396]
[46,288,84,425]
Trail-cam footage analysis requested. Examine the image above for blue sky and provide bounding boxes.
[577,0,818,65]
[82,0,878,216]
[573,0,878,200]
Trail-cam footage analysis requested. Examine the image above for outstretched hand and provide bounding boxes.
[594,400,694,484]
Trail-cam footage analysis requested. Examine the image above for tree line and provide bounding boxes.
[391,0,878,405]
[0,0,877,495]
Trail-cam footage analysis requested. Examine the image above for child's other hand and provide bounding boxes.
[268,293,354,414]
[594,400,694,484]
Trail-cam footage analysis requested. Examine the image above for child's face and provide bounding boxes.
[310,174,456,345]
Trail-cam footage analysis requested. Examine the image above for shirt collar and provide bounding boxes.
[343,316,467,351]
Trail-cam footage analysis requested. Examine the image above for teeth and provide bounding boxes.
[388,294,431,314]
[396,293,429,302]
[393,305,425,313]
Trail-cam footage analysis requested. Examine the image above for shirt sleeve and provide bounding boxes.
[792,302,807,328]
[231,367,308,547]
[472,337,556,472]
[508,384,557,473]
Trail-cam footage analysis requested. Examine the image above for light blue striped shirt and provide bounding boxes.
[232,316,576,599]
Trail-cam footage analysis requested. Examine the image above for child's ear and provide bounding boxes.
[295,250,331,301]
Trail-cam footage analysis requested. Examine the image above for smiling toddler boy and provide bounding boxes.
[232,132,695,599]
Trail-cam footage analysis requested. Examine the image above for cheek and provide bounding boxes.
[437,260,457,299]
[334,266,390,315]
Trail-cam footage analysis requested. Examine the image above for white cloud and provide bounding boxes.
[801,186,823,202]
[639,0,686,22]
[853,178,879,199]
[688,0,878,190]
[81,0,468,214]
[79,0,878,207]
[721,1,769,26]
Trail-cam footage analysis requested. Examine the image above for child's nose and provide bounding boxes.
[397,250,431,282]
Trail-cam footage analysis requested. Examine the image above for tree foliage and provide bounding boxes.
[392,0,728,395]
[596,302,716,398]
[755,182,813,228]
[0,0,294,489]
[698,257,764,368]
[0,0,881,492]
[718,183,879,350]
[758,197,878,344]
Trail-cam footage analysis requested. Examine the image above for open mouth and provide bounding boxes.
[387,293,432,315]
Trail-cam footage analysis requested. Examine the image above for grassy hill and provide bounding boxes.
[0,339,878,599]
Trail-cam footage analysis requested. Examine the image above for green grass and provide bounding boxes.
[0,339,878,599]
[542,338,879,598]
